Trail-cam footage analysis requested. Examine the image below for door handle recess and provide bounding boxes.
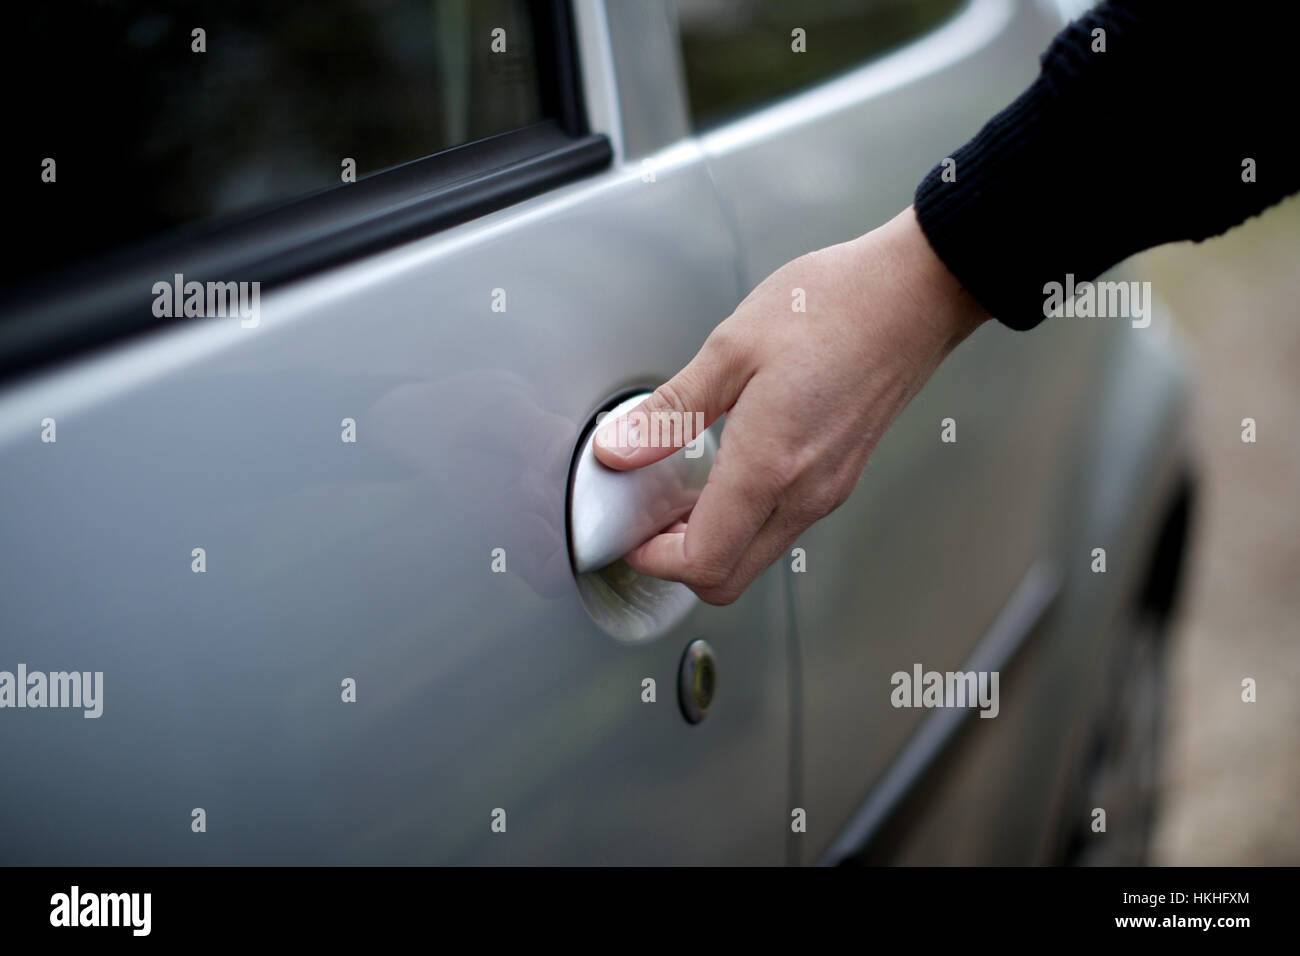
[569,392,718,573]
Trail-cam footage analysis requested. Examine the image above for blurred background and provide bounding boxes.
[1136,196,1300,864]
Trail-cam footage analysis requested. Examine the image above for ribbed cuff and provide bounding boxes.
[911,0,1297,333]
[913,79,1062,331]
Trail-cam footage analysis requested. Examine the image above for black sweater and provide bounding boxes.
[913,0,1300,330]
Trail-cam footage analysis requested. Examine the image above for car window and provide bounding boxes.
[9,0,554,286]
[677,0,966,128]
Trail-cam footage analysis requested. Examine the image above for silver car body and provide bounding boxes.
[0,0,1190,865]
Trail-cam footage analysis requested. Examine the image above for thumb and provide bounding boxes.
[594,338,746,471]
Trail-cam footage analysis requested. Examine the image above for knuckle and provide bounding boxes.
[738,457,791,509]
[701,325,753,384]
[800,480,851,520]
[687,560,732,593]
[702,324,741,365]
[651,379,693,417]
[824,480,854,512]
[696,583,743,606]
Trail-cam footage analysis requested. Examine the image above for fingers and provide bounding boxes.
[594,331,750,471]
[705,500,806,602]
[624,442,789,602]
[626,493,805,605]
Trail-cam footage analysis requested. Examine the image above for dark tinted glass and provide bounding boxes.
[8,0,551,285]
[677,0,965,127]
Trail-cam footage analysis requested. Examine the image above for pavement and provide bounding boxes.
[1135,196,1300,865]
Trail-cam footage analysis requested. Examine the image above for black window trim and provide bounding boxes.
[0,0,609,385]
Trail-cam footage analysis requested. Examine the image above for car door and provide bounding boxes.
[676,0,1108,862]
[0,0,791,864]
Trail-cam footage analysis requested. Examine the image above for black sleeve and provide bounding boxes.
[913,0,1300,330]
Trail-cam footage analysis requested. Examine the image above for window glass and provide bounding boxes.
[9,0,552,284]
[677,0,965,127]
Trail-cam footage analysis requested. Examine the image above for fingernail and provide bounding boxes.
[597,420,641,458]
[596,422,628,456]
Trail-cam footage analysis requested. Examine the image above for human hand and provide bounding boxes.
[593,206,989,604]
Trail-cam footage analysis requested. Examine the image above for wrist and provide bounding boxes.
[879,205,990,355]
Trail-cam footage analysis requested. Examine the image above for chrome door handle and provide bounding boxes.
[569,392,718,573]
